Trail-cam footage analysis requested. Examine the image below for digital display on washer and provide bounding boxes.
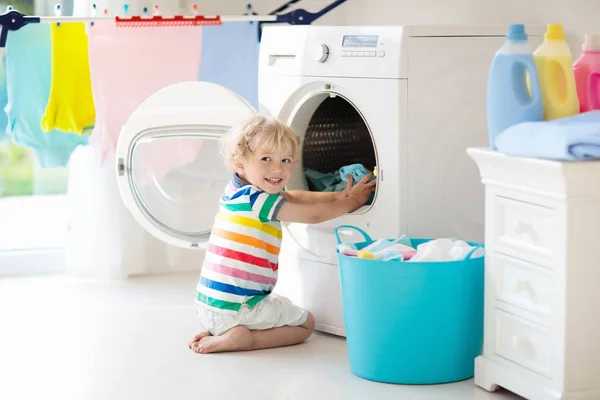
[342,35,378,48]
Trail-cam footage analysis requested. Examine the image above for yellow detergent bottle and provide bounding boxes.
[533,24,580,120]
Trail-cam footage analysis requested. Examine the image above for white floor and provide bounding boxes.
[0,273,524,400]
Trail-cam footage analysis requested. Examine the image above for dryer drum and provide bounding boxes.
[302,96,376,192]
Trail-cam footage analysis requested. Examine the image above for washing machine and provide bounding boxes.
[114,25,543,337]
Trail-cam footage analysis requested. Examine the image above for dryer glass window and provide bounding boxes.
[129,132,230,239]
[294,95,377,208]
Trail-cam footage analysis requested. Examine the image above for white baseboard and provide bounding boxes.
[0,248,65,276]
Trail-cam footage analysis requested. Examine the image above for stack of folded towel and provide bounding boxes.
[494,110,600,161]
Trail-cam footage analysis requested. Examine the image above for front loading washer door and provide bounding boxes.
[116,81,257,249]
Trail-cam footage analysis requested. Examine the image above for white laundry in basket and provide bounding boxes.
[409,238,484,262]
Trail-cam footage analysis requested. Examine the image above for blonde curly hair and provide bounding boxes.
[221,115,301,172]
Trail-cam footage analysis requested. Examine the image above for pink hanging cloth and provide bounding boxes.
[87,23,203,184]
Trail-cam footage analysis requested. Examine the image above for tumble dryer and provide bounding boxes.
[114,25,543,337]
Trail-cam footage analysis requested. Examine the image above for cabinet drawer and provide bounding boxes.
[493,196,557,264]
[493,253,554,318]
[494,309,553,378]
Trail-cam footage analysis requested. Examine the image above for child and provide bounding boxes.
[188,115,376,354]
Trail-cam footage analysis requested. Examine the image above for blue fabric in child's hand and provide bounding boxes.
[304,168,340,191]
[305,163,376,205]
[339,163,375,183]
[495,111,600,161]
[305,163,375,192]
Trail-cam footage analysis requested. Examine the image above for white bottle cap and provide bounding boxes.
[583,34,600,51]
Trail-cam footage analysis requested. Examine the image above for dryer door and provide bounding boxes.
[116,81,256,249]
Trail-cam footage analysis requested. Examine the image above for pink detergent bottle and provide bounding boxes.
[573,34,600,112]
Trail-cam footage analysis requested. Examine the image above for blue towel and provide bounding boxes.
[4,24,89,168]
[340,163,374,184]
[199,22,259,110]
[304,164,375,205]
[495,111,600,161]
[304,168,345,192]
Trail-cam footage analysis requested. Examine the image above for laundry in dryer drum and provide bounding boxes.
[304,163,377,203]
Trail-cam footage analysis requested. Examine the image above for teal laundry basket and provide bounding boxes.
[334,225,485,385]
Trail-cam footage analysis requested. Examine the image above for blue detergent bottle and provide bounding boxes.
[487,24,543,149]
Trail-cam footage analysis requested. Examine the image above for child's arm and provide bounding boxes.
[277,175,375,224]
[277,197,360,224]
[280,190,338,204]
[281,174,374,205]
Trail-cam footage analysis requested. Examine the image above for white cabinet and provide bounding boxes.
[468,148,600,400]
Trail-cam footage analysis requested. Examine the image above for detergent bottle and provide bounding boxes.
[487,24,543,149]
[573,34,600,112]
[533,24,579,120]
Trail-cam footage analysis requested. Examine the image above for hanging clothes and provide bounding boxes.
[4,24,89,168]
[0,55,9,140]
[199,22,260,110]
[41,22,95,135]
[87,23,203,177]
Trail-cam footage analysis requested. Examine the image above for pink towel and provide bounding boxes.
[87,23,203,184]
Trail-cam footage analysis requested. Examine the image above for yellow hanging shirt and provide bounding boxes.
[41,22,95,134]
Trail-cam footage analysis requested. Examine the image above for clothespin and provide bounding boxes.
[54,3,62,27]
[6,5,12,11]
[90,3,97,26]
[122,3,129,17]
[103,8,109,16]
[245,3,257,24]
[142,6,149,16]
[153,4,160,16]
[191,3,198,16]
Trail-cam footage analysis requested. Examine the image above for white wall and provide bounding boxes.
[193,0,599,54]
[350,0,600,59]
[190,0,598,57]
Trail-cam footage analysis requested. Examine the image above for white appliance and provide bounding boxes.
[114,25,541,337]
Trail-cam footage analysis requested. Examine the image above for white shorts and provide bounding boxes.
[195,293,309,336]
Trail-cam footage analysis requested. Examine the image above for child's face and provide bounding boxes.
[236,138,295,194]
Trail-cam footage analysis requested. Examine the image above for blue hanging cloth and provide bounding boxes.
[4,24,89,168]
[198,22,260,110]
[0,54,8,140]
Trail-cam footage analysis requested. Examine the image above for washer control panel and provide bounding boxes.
[341,51,385,58]
[340,34,385,58]
[301,26,406,78]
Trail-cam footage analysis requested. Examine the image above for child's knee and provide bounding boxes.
[303,312,316,333]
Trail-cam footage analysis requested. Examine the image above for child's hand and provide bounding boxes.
[340,173,376,210]
[278,174,377,224]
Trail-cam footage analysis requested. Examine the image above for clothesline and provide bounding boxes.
[35,15,281,24]
[0,0,348,41]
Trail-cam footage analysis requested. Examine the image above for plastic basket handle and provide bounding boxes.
[333,225,373,245]
[465,244,484,259]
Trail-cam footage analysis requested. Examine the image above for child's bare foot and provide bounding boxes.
[191,326,253,354]
[191,312,316,354]
[188,331,211,349]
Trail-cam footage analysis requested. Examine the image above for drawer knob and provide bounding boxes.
[512,221,539,245]
[514,279,536,300]
[510,335,534,355]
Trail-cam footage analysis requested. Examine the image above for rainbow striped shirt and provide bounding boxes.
[195,174,287,313]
